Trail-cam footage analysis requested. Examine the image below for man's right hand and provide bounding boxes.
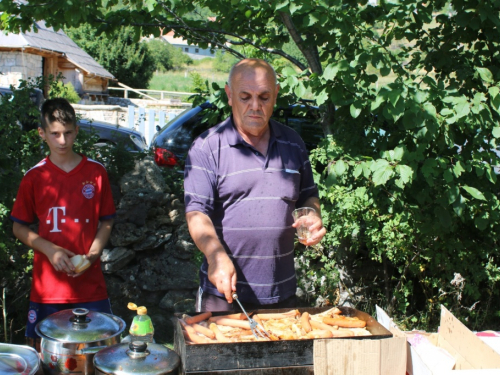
[206,249,237,303]
[186,211,238,304]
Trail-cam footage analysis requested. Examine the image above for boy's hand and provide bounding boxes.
[48,248,76,274]
[70,255,91,277]
[86,249,100,264]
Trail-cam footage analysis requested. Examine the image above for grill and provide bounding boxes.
[173,306,392,375]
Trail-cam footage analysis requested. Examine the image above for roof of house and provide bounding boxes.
[0,20,114,80]
[162,30,189,46]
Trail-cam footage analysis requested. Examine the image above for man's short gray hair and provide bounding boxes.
[227,59,277,88]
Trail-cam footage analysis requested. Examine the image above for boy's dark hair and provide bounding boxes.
[40,98,77,129]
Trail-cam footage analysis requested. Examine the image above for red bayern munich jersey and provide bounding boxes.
[10,155,116,303]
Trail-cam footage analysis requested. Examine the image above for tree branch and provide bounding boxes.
[278,11,321,74]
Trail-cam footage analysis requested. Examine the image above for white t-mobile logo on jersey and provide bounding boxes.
[47,206,66,232]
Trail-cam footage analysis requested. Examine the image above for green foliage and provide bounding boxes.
[3,0,500,331]
[188,71,209,94]
[0,79,46,343]
[49,81,81,103]
[168,45,193,68]
[64,24,155,89]
[212,51,238,73]
[144,39,193,72]
[146,39,172,72]
[304,1,500,329]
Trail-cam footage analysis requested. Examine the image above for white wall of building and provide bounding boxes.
[0,51,42,87]
[175,44,216,60]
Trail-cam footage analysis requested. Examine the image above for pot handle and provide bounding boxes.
[79,346,107,355]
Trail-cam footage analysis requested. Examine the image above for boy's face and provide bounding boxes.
[38,120,79,157]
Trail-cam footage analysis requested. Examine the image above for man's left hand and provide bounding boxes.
[293,214,326,246]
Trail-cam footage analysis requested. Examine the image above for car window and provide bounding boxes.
[170,113,212,155]
[273,107,323,151]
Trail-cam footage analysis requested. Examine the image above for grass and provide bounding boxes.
[149,58,228,93]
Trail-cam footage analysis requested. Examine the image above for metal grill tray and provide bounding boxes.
[173,306,392,374]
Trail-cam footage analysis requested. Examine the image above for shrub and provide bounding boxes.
[49,81,81,104]
[213,51,238,73]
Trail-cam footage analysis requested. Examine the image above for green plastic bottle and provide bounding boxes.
[128,304,154,343]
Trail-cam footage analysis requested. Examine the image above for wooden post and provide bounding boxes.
[138,107,146,136]
[147,109,155,146]
[159,110,165,129]
[127,105,135,129]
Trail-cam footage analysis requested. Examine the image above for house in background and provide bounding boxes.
[0,20,114,102]
[162,30,217,60]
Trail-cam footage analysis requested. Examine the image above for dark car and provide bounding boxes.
[0,86,147,152]
[151,102,323,168]
[77,119,147,152]
[0,86,45,131]
[0,86,45,109]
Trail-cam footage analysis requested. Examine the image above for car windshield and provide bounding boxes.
[165,112,212,156]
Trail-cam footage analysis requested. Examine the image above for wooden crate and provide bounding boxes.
[173,306,392,375]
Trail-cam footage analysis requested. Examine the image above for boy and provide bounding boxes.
[10,98,116,350]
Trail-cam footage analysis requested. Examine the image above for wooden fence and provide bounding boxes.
[127,105,180,146]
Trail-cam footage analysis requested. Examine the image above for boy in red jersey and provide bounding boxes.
[10,98,116,350]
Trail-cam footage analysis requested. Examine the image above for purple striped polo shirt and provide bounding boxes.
[184,115,318,304]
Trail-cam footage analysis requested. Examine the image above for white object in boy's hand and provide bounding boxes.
[70,254,91,273]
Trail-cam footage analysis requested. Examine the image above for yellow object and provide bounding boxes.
[127,302,138,310]
[127,302,154,341]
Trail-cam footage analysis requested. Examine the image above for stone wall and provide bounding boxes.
[102,157,198,343]
[73,104,129,127]
[0,52,42,87]
[73,99,189,128]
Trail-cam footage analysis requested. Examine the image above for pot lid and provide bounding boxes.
[36,308,125,343]
[94,341,180,375]
[0,343,41,375]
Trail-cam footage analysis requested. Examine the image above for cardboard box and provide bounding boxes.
[376,305,500,375]
[313,306,407,375]
[313,335,407,375]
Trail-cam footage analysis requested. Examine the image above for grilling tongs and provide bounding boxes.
[232,292,270,339]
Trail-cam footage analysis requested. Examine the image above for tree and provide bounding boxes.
[145,38,193,71]
[212,50,238,73]
[145,38,174,72]
[64,24,155,89]
[2,0,500,330]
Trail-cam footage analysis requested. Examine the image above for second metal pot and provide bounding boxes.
[94,341,180,375]
[36,308,126,375]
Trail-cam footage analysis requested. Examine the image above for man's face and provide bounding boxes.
[38,120,79,157]
[225,64,279,134]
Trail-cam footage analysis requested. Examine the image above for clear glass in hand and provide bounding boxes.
[292,207,316,244]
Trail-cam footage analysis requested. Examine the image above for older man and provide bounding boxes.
[184,58,326,312]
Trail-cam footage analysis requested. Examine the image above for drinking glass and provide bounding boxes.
[292,207,316,244]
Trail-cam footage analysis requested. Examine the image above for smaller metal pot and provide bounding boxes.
[0,343,43,375]
[94,341,180,375]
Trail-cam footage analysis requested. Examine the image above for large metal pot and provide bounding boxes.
[0,343,43,375]
[94,341,180,375]
[35,308,126,375]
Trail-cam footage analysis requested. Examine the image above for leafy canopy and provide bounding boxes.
[2,0,500,329]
